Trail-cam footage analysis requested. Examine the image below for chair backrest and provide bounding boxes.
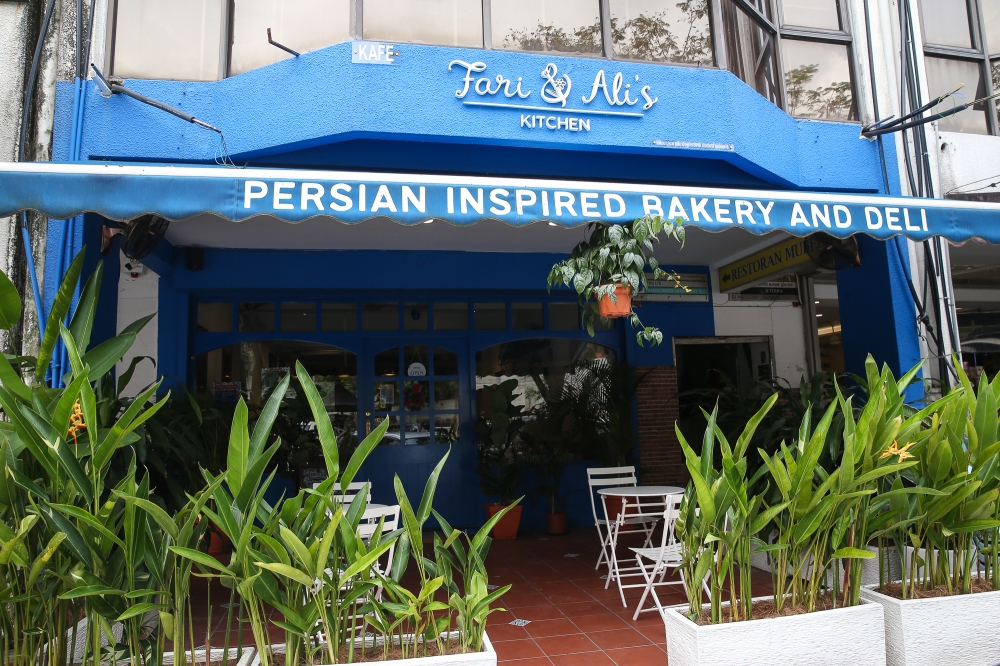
[357,504,401,578]
[587,466,638,523]
[658,494,683,548]
[312,480,372,506]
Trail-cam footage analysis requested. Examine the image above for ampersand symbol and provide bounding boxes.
[540,63,572,107]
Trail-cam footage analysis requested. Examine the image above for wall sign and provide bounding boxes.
[407,362,427,377]
[449,60,658,133]
[719,237,829,292]
[633,273,709,302]
[352,41,399,65]
[728,278,800,301]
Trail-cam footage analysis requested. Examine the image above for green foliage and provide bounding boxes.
[547,215,685,346]
[0,267,21,331]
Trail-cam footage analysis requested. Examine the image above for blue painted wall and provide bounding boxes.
[837,236,923,401]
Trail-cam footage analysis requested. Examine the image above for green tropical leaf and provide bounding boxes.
[37,249,86,381]
[0,268,21,331]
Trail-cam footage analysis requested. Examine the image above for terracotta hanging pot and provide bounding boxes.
[596,284,632,318]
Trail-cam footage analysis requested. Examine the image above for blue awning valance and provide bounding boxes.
[2,162,999,243]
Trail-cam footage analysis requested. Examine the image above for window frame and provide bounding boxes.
[775,0,860,122]
[918,0,999,135]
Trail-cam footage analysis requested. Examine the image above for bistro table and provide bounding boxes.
[596,485,685,605]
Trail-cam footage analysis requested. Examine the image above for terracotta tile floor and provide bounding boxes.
[485,529,773,666]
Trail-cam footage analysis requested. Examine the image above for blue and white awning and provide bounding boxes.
[2,161,999,243]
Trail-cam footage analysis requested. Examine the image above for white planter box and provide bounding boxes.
[253,632,495,666]
[860,585,1000,666]
[750,544,900,587]
[162,648,257,666]
[901,546,981,584]
[662,598,886,666]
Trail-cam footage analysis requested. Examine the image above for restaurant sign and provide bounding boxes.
[718,237,828,292]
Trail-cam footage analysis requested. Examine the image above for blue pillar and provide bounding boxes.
[836,236,923,401]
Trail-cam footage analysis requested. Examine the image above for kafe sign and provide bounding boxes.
[448,60,658,132]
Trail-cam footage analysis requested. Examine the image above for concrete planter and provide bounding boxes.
[750,544,900,587]
[253,632,495,666]
[859,585,1000,666]
[662,598,886,666]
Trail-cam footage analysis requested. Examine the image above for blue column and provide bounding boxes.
[836,236,923,401]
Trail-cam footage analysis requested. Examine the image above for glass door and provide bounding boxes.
[359,337,476,524]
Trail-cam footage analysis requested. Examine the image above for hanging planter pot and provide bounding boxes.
[596,284,632,318]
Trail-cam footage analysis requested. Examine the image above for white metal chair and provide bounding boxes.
[628,496,708,619]
[313,480,372,506]
[587,466,661,573]
[603,494,669,607]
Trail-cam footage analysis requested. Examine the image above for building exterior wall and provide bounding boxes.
[636,366,686,487]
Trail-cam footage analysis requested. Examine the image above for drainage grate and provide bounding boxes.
[564,553,579,558]
[486,584,500,591]
[509,619,531,627]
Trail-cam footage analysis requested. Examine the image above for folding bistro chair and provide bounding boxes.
[587,466,640,571]
[629,495,708,620]
[313,480,372,506]
[603,494,669,607]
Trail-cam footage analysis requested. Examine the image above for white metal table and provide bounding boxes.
[597,486,685,606]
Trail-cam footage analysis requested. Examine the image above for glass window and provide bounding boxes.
[434,302,469,330]
[435,414,460,443]
[404,415,432,444]
[374,381,400,409]
[113,0,225,81]
[609,0,713,64]
[197,302,233,332]
[364,0,484,47]
[925,56,989,133]
[363,302,399,331]
[512,302,544,330]
[281,302,316,332]
[229,0,351,75]
[919,0,973,48]
[781,39,856,120]
[239,302,274,332]
[434,347,459,375]
[404,381,430,410]
[492,0,603,54]
[780,0,840,30]
[985,0,1000,54]
[474,302,507,330]
[549,303,581,331]
[404,302,429,331]
[435,381,460,409]
[322,303,357,331]
[403,345,430,376]
[722,0,781,106]
[374,348,399,376]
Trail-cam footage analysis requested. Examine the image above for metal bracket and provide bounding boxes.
[267,29,301,57]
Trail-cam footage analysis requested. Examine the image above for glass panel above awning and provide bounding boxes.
[2,162,1000,243]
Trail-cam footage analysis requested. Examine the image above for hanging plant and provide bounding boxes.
[547,214,686,346]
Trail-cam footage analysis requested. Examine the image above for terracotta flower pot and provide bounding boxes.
[207,528,231,556]
[547,512,568,535]
[596,284,632,318]
[485,503,522,540]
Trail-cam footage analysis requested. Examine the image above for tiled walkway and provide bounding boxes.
[485,529,771,666]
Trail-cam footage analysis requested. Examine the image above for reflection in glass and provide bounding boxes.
[374,381,400,410]
[113,0,224,81]
[404,381,431,411]
[434,302,469,330]
[721,0,781,107]
[986,0,1000,54]
[474,303,507,330]
[281,302,316,332]
[919,0,972,48]
[239,303,275,332]
[434,347,459,375]
[925,57,989,133]
[781,39,856,120]
[374,348,400,376]
[609,0,713,64]
[230,0,350,75]
[780,0,839,30]
[435,414,460,443]
[405,415,432,445]
[512,303,544,330]
[364,0,484,46]
[322,303,357,331]
[363,303,399,331]
[994,61,1000,127]
[476,338,615,412]
[197,302,233,332]
[549,303,581,331]
[435,381,460,409]
[375,415,402,445]
[404,303,429,331]
[492,0,603,54]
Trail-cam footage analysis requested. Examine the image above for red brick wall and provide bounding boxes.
[636,366,688,486]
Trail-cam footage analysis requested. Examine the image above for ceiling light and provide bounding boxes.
[816,313,823,317]
[815,300,820,304]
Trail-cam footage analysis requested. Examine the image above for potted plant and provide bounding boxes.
[547,215,685,346]
[858,358,1000,666]
[664,358,933,665]
[475,379,526,539]
[521,424,575,536]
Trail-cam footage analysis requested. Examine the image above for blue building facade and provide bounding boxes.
[43,20,923,527]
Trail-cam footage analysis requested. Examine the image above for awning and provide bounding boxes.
[2,162,1000,243]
